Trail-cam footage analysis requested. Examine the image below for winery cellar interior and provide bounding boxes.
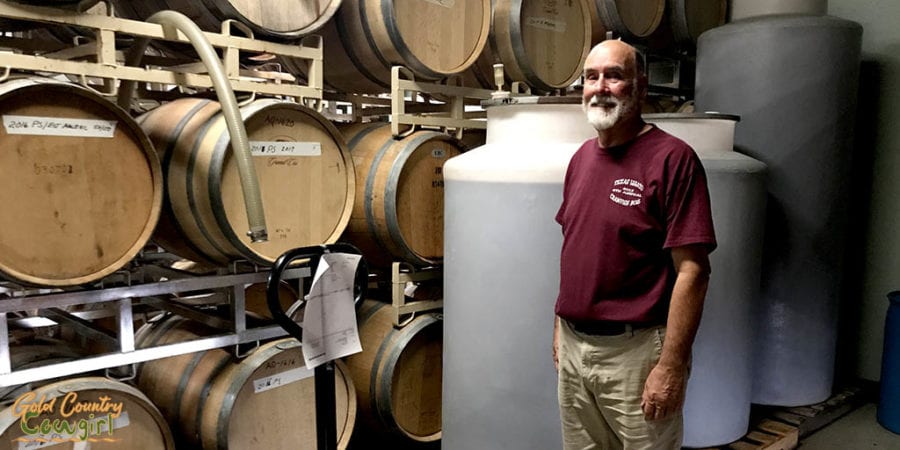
[0,0,896,449]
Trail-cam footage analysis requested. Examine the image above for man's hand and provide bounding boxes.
[553,316,561,371]
[641,362,687,420]
[639,244,710,420]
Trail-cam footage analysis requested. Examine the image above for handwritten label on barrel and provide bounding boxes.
[423,0,455,8]
[3,115,117,138]
[526,17,567,33]
[432,147,446,158]
[250,141,321,156]
[253,366,315,394]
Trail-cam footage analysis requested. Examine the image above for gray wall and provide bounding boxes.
[827,0,900,382]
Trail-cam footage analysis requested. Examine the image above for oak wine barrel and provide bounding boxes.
[339,123,462,267]
[111,0,340,40]
[0,376,175,450]
[347,300,443,442]
[243,281,299,320]
[136,317,357,449]
[0,77,162,287]
[0,0,103,31]
[287,0,490,93]
[596,0,666,40]
[466,0,593,92]
[646,0,727,52]
[137,98,354,266]
[9,0,99,6]
[588,0,611,45]
[0,338,86,403]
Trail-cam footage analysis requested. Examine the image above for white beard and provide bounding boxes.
[583,93,638,131]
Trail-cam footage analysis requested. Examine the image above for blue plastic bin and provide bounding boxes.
[878,291,900,434]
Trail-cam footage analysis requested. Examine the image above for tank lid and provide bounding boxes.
[643,112,741,122]
[481,96,582,108]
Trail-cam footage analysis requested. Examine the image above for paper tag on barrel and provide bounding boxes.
[3,115,117,138]
[301,253,362,369]
[250,141,321,156]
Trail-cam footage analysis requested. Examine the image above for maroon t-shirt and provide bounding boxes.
[555,126,716,324]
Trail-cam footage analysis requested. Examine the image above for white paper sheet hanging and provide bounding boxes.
[301,253,362,369]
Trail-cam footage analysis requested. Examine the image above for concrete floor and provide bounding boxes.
[799,403,900,449]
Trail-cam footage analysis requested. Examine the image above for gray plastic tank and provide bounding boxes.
[442,96,595,450]
[729,0,827,21]
[695,15,862,406]
[645,113,767,447]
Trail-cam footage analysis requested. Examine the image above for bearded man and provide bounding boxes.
[552,40,717,449]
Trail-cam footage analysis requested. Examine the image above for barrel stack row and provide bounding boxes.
[0,81,468,285]
[277,0,728,94]
[0,327,354,449]
[3,1,728,94]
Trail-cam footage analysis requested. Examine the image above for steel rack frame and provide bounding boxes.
[390,262,442,327]
[0,265,309,387]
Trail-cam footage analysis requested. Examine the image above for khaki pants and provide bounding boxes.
[557,320,682,450]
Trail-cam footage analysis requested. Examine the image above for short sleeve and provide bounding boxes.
[663,148,717,252]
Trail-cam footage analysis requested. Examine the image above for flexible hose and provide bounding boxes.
[118,10,268,243]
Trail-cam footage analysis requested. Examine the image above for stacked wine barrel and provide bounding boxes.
[0,338,176,449]
[134,317,358,449]
[0,76,162,287]
[136,97,355,266]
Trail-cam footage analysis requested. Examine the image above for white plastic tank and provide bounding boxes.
[442,96,595,450]
[645,113,767,447]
